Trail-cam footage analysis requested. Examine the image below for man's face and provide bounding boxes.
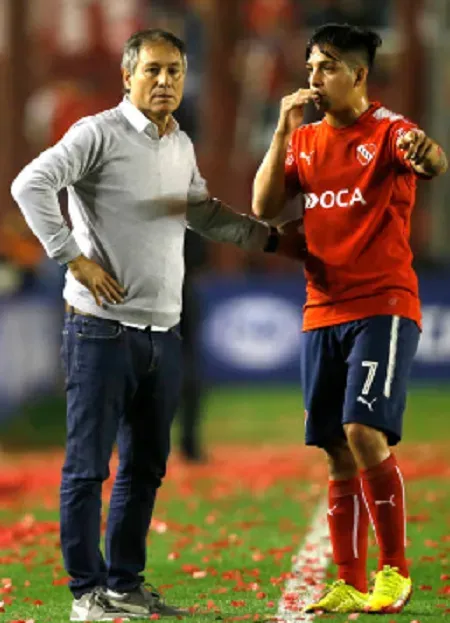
[123,42,186,117]
[306,45,360,113]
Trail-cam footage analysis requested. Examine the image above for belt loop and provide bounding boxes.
[65,303,74,317]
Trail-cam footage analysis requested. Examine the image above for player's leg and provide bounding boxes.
[105,327,186,617]
[60,314,129,614]
[300,328,370,614]
[342,315,420,613]
[324,439,370,594]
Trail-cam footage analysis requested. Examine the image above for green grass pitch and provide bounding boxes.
[1,385,449,622]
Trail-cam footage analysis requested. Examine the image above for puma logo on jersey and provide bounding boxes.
[356,143,377,166]
[357,396,377,412]
[299,151,314,165]
[304,187,367,209]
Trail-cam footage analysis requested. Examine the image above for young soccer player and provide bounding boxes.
[253,23,447,614]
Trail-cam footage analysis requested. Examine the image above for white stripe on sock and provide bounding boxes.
[352,493,360,559]
[395,464,407,547]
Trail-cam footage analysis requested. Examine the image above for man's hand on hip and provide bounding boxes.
[67,255,125,306]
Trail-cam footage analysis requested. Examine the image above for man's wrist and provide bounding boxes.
[273,128,292,145]
[430,144,448,173]
[66,254,83,268]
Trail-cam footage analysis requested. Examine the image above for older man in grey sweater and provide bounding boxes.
[11,28,304,621]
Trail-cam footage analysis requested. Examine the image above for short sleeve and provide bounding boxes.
[284,132,302,198]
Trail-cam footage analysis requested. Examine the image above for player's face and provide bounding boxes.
[306,45,357,113]
[123,43,186,118]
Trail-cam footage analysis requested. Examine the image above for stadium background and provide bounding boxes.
[0,2,450,622]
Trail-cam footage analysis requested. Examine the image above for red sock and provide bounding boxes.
[360,454,409,577]
[328,477,369,593]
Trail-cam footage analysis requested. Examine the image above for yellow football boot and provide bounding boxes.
[304,579,369,613]
[367,565,412,613]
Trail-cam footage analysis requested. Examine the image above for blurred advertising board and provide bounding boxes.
[1,272,449,421]
[0,295,62,421]
[196,274,450,383]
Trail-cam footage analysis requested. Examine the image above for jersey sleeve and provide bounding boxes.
[284,131,302,198]
[389,118,432,178]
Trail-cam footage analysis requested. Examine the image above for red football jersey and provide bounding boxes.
[285,102,426,331]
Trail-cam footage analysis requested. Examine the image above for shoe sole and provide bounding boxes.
[304,601,368,614]
[367,586,412,614]
[105,603,187,619]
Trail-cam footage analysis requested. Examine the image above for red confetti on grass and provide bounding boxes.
[192,571,207,579]
[51,577,70,586]
[1,444,450,623]
[2,443,450,507]
[167,552,180,561]
[210,587,228,594]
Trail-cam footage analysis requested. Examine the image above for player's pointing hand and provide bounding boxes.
[397,129,432,164]
[276,89,316,137]
[397,128,447,175]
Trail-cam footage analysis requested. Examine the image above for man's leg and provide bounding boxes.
[105,327,183,613]
[300,328,370,613]
[342,315,420,613]
[60,314,128,599]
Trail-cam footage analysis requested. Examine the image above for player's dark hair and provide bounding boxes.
[306,23,382,71]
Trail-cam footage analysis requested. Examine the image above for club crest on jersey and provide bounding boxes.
[356,143,377,166]
[304,187,367,209]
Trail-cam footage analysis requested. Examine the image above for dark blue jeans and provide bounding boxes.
[60,313,183,598]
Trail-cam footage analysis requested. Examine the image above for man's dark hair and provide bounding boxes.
[306,23,382,71]
[121,28,187,78]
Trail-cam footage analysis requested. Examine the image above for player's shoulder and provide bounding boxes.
[291,120,323,146]
[369,104,416,132]
[295,120,323,136]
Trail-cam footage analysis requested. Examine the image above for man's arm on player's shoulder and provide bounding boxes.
[395,126,448,178]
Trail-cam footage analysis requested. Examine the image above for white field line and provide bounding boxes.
[276,497,331,622]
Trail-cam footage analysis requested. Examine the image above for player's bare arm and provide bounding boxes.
[252,89,315,219]
[397,129,448,177]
